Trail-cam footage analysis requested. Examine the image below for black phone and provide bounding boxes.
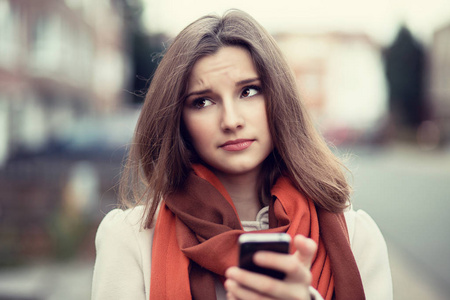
[238,233,291,280]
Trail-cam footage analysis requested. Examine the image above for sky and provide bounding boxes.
[142,0,450,46]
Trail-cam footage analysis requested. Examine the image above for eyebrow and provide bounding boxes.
[185,77,261,99]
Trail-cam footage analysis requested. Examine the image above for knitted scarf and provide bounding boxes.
[150,164,365,299]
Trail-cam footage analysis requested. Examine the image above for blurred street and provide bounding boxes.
[347,144,450,299]
[0,259,93,300]
[0,143,449,299]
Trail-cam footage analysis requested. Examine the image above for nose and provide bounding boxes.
[220,100,244,132]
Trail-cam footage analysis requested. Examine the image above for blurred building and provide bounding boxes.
[275,32,388,145]
[0,0,134,266]
[428,22,450,144]
[0,0,130,166]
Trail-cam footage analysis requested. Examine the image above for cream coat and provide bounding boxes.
[92,206,393,300]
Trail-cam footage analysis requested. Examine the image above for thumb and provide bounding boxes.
[293,235,317,269]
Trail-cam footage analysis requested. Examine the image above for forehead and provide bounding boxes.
[187,46,258,90]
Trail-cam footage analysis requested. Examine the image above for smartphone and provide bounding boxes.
[238,233,291,280]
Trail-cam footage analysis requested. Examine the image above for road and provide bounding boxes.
[344,143,450,299]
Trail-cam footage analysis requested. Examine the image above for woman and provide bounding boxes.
[92,10,392,300]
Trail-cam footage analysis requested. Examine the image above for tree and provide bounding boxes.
[114,0,167,104]
[384,26,426,130]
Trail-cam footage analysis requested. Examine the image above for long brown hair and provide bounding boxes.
[120,9,350,227]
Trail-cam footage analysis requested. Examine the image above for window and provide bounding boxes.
[30,13,63,72]
[0,1,20,68]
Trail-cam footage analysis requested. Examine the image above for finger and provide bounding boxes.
[293,235,317,269]
[252,251,303,274]
[226,274,310,300]
[226,266,311,299]
[252,251,311,286]
[225,278,273,300]
[226,267,284,297]
[225,289,238,300]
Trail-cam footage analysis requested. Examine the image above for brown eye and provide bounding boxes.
[241,86,260,98]
[197,99,206,108]
[193,98,213,109]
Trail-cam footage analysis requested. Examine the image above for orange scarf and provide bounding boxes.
[150,164,364,299]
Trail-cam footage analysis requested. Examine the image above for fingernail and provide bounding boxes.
[224,279,235,290]
[226,267,238,277]
[296,234,306,241]
[254,252,266,262]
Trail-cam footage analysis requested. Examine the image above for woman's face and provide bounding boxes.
[182,46,273,177]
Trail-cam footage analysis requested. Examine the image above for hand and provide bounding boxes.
[225,235,317,300]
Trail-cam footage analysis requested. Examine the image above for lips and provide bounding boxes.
[219,139,254,151]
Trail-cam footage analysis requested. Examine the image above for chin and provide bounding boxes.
[212,162,263,176]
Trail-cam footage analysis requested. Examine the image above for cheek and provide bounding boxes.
[258,108,274,150]
[253,105,271,135]
[183,115,213,151]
